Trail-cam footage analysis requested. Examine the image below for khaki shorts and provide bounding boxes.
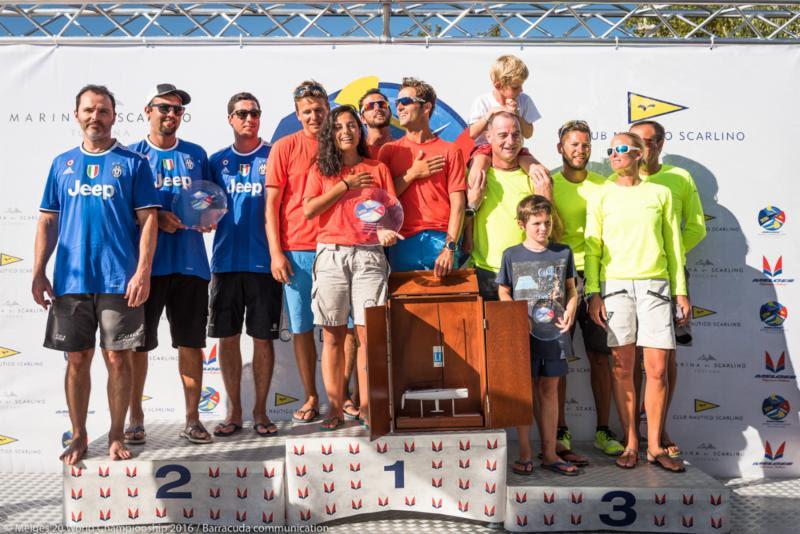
[312,243,389,327]
[601,279,675,350]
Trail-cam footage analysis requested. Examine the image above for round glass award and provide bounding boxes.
[529,298,566,341]
[346,188,404,245]
[171,180,228,230]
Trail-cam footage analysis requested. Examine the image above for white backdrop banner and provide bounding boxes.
[0,44,798,477]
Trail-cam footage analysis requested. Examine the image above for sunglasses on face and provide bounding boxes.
[558,119,590,139]
[149,103,185,116]
[607,145,641,156]
[361,100,389,113]
[293,84,328,100]
[395,96,426,107]
[231,109,262,119]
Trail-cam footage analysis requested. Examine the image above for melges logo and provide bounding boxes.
[758,206,786,233]
[199,387,220,412]
[762,394,790,422]
[755,440,793,468]
[202,344,220,374]
[760,301,788,329]
[755,351,795,382]
[753,256,794,285]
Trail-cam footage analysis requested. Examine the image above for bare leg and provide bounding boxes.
[661,349,678,451]
[102,349,133,461]
[537,376,573,472]
[354,326,368,423]
[587,351,613,427]
[343,328,360,413]
[178,347,208,439]
[127,351,148,435]
[252,337,275,427]
[292,330,319,421]
[557,376,567,428]
[643,347,683,470]
[321,326,347,427]
[217,335,243,427]
[633,347,644,440]
[61,349,94,465]
[610,345,638,467]
[513,378,536,474]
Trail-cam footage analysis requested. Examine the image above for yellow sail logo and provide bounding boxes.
[0,347,19,359]
[275,393,299,406]
[695,399,720,413]
[692,306,716,319]
[0,435,18,446]
[0,253,22,267]
[628,92,688,123]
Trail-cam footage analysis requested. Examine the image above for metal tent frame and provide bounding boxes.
[0,2,798,45]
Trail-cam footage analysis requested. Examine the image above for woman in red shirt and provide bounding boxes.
[304,105,402,430]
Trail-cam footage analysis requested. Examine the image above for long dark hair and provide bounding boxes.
[317,105,370,177]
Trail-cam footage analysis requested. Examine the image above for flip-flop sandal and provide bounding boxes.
[511,460,535,476]
[615,449,638,469]
[213,422,242,437]
[321,416,344,431]
[292,407,319,424]
[253,422,278,437]
[662,440,682,458]
[648,451,686,473]
[557,449,590,467]
[180,422,212,444]
[540,460,579,476]
[124,425,146,445]
[343,401,360,421]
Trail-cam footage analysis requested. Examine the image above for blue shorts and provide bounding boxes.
[385,230,462,272]
[283,250,316,334]
[530,336,568,378]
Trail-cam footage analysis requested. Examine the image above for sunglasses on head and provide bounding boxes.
[293,84,328,100]
[149,103,185,115]
[558,119,590,139]
[607,145,640,156]
[395,96,426,107]
[231,109,262,119]
[361,100,389,113]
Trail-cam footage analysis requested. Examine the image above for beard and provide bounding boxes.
[158,122,178,136]
[562,158,587,172]
[365,114,391,129]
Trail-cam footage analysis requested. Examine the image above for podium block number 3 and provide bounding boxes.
[599,490,637,527]
[155,464,192,499]
[384,461,405,488]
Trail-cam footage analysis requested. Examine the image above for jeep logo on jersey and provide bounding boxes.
[227,181,263,196]
[162,159,175,171]
[68,180,115,199]
[154,175,192,189]
[111,163,123,178]
[86,164,100,179]
[239,164,251,176]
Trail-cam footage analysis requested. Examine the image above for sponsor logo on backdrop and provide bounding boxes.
[202,343,220,374]
[0,207,38,227]
[0,299,44,318]
[628,92,688,122]
[753,440,793,468]
[691,305,741,328]
[702,212,741,233]
[563,396,595,416]
[199,387,220,413]
[758,206,786,234]
[275,393,299,407]
[760,301,788,331]
[754,256,794,285]
[754,351,796,382]
[0,346,42,368]
[0,253,22,267]
[0,390,45,410]
[681,353,746,375]
[689,258,743,279]
[673,399,743,423]
[0,346,19,359]
[7,109,191,125]
[62,431,72,447]
[684,441,744,462]
[139,393,174,415]
[0,434,18,446]
[762,394,791,425]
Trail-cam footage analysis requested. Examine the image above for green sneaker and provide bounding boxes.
[595,428,625,456]
[556,427,571,451]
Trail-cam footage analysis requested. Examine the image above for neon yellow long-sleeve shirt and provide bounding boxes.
[609,164,706,255]
[584,179,686,296]
[552,170,608,272]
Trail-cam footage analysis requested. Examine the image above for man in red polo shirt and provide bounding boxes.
[378,77,466,276]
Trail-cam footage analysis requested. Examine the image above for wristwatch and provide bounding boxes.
[443,240,457,252]
[465,207,476,218]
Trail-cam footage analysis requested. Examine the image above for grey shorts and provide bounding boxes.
[601,279,675,350]
[44,294,145,352]
[312,243,389,327]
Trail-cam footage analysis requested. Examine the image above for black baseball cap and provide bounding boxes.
[149,83,191,105]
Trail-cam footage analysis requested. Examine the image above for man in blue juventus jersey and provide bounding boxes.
[127,84,214,445]
[208,92,282,438]
[32,85,159,465]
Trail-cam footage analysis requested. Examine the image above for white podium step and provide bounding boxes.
[504,441,731,533]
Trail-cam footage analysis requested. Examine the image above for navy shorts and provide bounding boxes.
[530,335,568,378]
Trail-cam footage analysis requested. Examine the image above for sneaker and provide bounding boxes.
[595,428,625,456]
[556,427,571,451]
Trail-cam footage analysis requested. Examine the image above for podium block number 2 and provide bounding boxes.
[384,461,405,488]
[155,464,192,499]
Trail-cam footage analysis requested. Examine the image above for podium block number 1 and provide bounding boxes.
[155,464,192,499]
[384,461,405,488]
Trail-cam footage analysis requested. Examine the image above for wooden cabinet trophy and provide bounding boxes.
[365,269,534,439]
